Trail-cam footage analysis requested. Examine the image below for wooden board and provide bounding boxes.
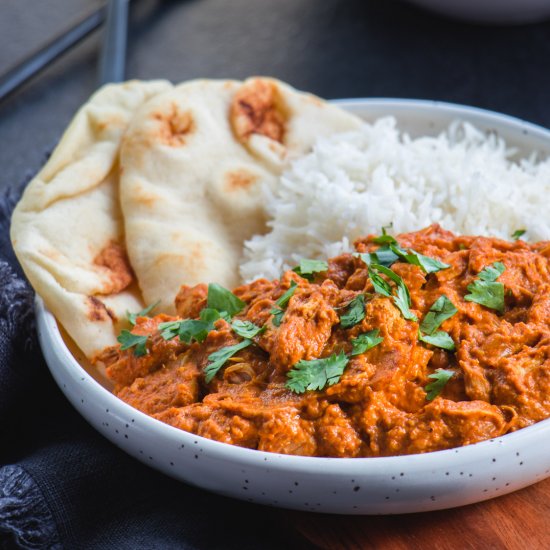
[287,478,550,549]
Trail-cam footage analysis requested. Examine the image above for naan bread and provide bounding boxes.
[120,77,362,312]
[11,80,172,359]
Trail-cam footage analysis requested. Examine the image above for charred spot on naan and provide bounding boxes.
[153,103,195,147]
[86,295,117,323]
[93,240,134,294]
[230,78,288,145]
[224,169,259,192]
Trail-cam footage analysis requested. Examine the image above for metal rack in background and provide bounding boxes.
[0,0,130,101]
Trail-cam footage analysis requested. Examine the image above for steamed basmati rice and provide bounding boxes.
[240,117,550,282]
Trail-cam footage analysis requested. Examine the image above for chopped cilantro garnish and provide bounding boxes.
[511,229,526,241]
[372,232,397,245]
[286,351,349,394]
[231,320,266,339]
[117,330,148,357]
[159,308,223,343]
[157,320,182,340]
[204,339,253,383]
[207,283,246,318]
[340,294,366,329]
[420,295,458,335]
[478,262,506,282]
[425,368,455,401]
[464,262,506,313]
[372,225,396,245]
[419,331,455,351]
[368,263,417,321]
[293,259,328,280]
[418,295,457,351]
[271,308,285,327]
[351,329,383,356]
[373,246,400,267]
[357,240,449,273]
[367,265,393,297]
[372,234,397,245]
[355,246,400,268]
[276,280,298,308]
[270,281,298,327]
[354,252,371,266]
[127,300,160,326]
[390,245,450,274]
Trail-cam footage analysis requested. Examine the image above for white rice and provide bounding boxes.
[240,117,550,282]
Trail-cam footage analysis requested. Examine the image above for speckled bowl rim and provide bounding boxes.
[36,97,550,477]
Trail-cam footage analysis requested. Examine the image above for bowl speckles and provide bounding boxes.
[36,99,550,514]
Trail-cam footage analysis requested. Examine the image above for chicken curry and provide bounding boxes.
[98,225,550,457]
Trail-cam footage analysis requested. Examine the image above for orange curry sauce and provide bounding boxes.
[98,225,550,457]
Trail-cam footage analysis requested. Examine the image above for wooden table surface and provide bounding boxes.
[287,478,550,549]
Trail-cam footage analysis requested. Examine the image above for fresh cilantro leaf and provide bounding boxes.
[368,264,418,321]
[200,307,226,324]
[293,259,328,280]
[270,308,285,327]
[207,283,246,318]
[231,320,266,339]
[367,266,392,297]
[127,300,160,326]
[419,331,455,351]
[390,245,450,274]
[117,330,148,356]
[372,225,396,245]
[351,329,383,356]
[465,281,505,313]
[465,263,506,313]
[511,229,526,241]
[420,295,458,335]
[478,262,505,282]
[204,339,253,383]
[340,294,366,329]
[159,319,207,343]
[159,308,223,343]
[286,352,349,394]
[181,316,217,343]
[425,368,455,401]
[276,280,298,308]
[270,281,298,327]
[394,283,417,321]
[157,320,181,340]
[355,246,400,268]
[354,252,373,266]
[373,245,400,267]
[373,234,398,246]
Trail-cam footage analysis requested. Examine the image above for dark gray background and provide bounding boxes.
[1,0,550,192]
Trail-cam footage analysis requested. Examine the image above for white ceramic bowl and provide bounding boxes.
[405,0,550,24]
[36,99,550,515]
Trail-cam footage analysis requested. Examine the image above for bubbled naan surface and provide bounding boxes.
[120,77,362,313]
[11,80,173,358]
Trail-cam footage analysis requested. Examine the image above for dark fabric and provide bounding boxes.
[0,182,310,550]
[0,466,60,550]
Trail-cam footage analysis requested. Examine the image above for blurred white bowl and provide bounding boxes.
[406,0,550,24]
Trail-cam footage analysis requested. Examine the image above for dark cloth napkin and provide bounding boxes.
[0,181,310,550]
